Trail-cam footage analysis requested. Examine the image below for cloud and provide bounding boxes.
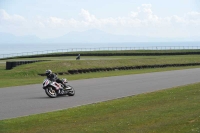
[138,4,153,19]
[185,11,200,23]
[0,4,200,38]
[49,17,64,24]
[0,9,26,25]
[80,9,96,22]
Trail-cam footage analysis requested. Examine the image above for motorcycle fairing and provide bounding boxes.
[43,79,61,90]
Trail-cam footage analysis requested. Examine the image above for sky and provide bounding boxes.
[0,0,200,39]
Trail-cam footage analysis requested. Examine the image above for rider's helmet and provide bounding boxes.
[45,70,52,76]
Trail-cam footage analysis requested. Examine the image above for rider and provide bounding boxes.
[45,70,67,89]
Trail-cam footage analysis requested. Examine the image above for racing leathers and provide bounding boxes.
[47,73,67,88]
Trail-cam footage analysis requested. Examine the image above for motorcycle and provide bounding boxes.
[42,78,75,98]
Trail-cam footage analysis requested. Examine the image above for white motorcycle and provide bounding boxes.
[42,78,75,98]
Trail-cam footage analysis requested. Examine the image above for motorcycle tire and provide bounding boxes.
[67,85,75,96]
[45,87,58,98]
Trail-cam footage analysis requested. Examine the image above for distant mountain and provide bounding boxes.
[45,29,158,43]
[0,30,199,44]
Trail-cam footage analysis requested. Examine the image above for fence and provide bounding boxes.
[6,60,49,70]
[1,46,200,59]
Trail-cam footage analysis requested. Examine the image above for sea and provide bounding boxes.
[0,42,200,58]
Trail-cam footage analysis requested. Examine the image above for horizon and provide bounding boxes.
[0,0,200,44]
[1,42,200,55]
[1,29,200,44]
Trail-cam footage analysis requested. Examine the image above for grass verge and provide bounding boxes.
[0,66,199,88]
[0,55,200,88]
[0,82,199,133]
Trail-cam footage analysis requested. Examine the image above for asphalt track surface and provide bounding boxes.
[0,68,200,120]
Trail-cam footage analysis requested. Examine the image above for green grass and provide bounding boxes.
[1,82,199,133]
[0,55,200,88]
[1,53,200,132]
[0,66,199,88]
[3,55,200,76]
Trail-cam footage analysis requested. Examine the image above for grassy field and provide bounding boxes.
[0,55,200,88]
[0,52,200,132]
[0,82,199,133]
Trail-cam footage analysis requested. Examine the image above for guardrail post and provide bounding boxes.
[0,46,200,59]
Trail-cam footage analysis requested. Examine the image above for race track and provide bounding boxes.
[0,68,200,120]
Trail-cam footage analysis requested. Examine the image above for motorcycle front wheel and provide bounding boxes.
[45,87,58,98]
[67,85,75,96]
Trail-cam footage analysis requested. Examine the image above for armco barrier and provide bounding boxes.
[37,62,200,76]
[1,46,200,59]
[2,51,200,59]
[66,63,200,74]
[23,51,200,58]
[6,60,49,70]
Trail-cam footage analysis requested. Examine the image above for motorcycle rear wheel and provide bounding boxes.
[45,87,58,98]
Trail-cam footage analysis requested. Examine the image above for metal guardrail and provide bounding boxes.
[1,46,200,59]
